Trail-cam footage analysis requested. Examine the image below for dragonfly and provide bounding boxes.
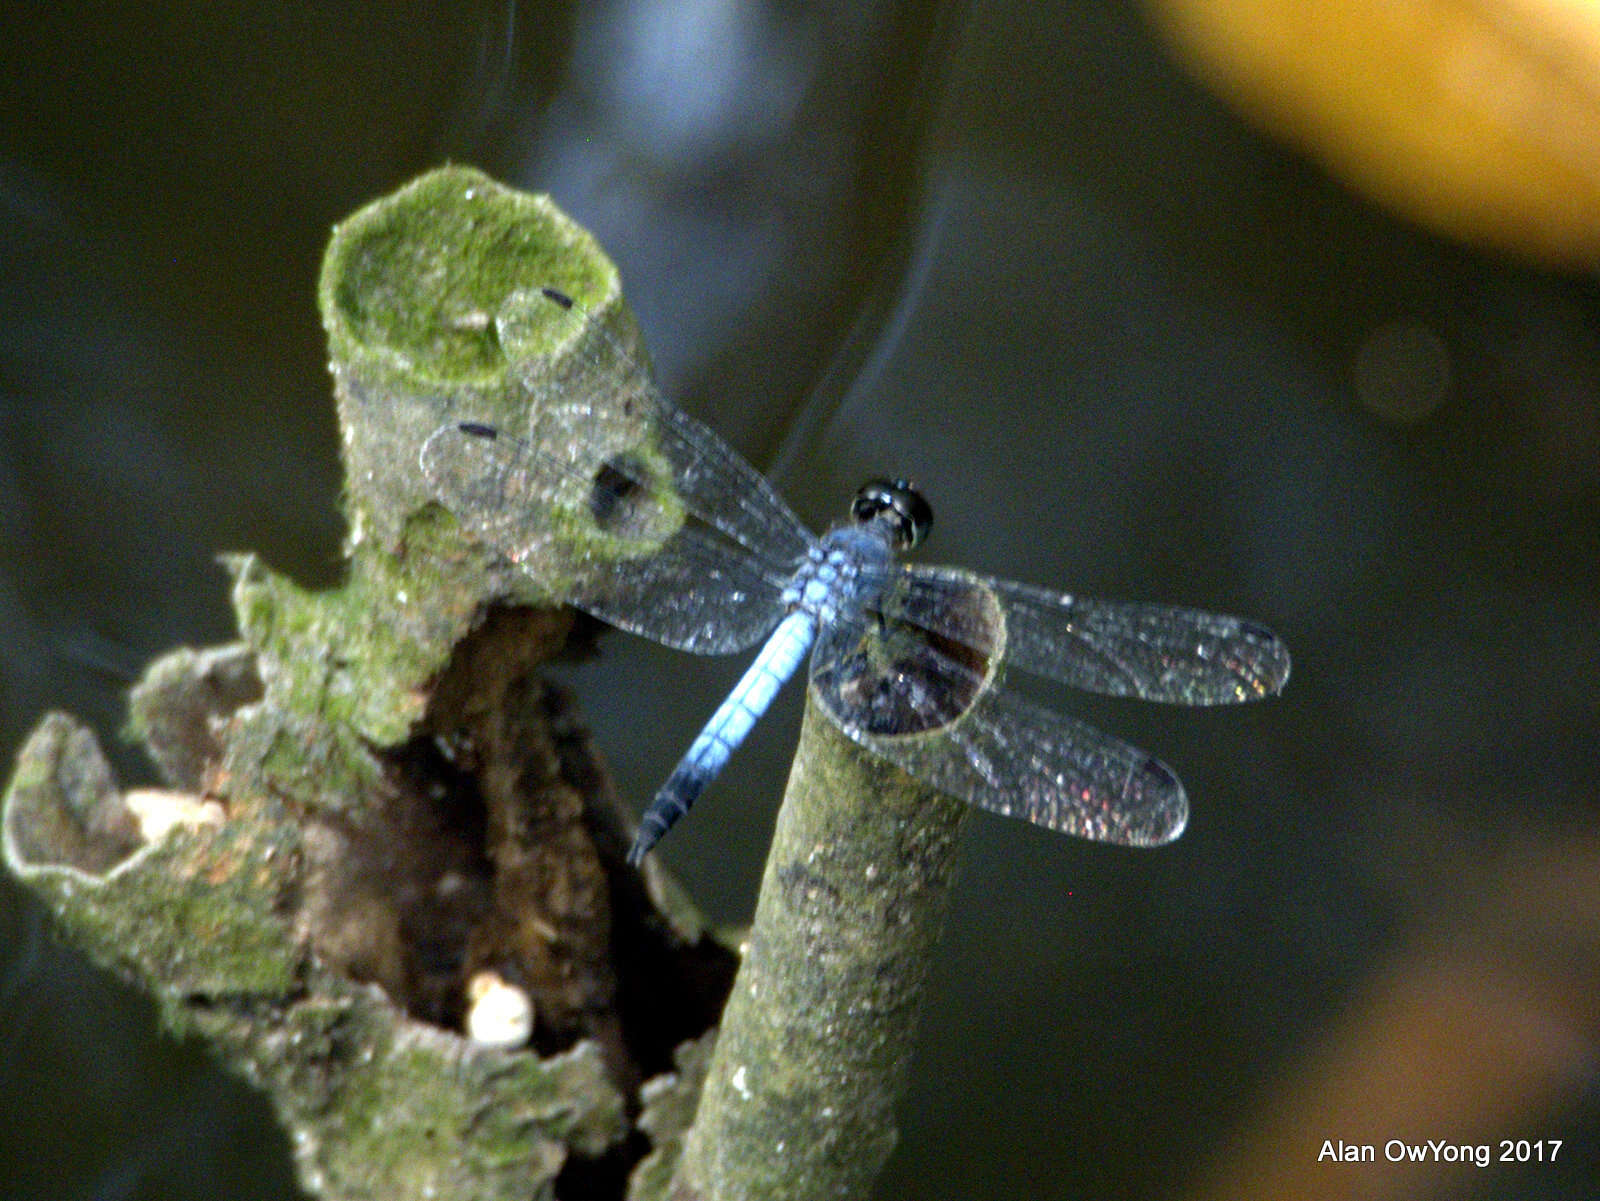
[421,286,1290,865]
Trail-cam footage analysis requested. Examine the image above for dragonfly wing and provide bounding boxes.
[883,566,1290,704]
[514,286,815,571]
[808,599,1187,846]
[890,686,1188,847]
[419,287,824,656]
[421,421,790,654]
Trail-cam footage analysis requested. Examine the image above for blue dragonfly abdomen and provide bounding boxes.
[634,609,817,862]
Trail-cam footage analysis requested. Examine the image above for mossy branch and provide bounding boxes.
[2,168,735,1201]
[3,167,978,1201]
[671,697,969,1200]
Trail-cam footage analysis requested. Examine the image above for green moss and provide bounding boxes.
[319,166,617,391]
[300,1029,622,1198]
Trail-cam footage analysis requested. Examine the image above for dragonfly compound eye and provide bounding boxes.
[852,478,933,550]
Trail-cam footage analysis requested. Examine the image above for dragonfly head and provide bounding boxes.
[852,478,932,551]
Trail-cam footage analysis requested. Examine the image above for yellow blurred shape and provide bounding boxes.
[1179,835,1600,1201]
[1146,0,1600,267]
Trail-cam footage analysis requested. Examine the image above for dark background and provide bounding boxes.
[3,2,1597,1199]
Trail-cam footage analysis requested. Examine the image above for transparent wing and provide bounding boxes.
[515,287,815,572]
[882,565,1290,704]
[420,288,818,655]
[422,418,804,655]
[423,422,796,653]
[809,603,1187,846]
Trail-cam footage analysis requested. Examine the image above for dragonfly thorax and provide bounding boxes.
[851,478,932,551]
[780,527,895,629]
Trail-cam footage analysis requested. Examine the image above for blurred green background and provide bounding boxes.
[2,2,1597,1198]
